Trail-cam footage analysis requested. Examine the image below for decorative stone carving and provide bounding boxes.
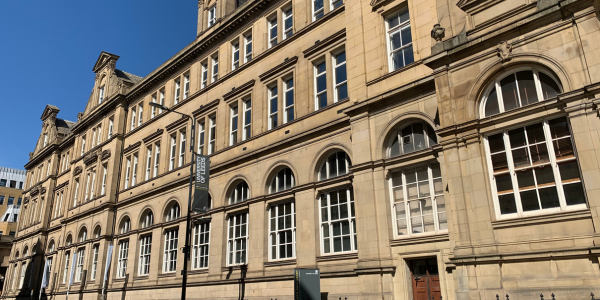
[101,150,111,160]
[497,40,513,62]
[73,166,83,176]
[431,24,445,42]
[30,186,40,197]
[83,151,99,166]
[40,187,47,195]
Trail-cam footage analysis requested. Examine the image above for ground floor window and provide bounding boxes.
[227,212,248,265]
[193,222,210,269]
[319,188,357,254]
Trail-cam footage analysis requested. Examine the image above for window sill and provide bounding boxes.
[491,208,591,230]
[187,268,209,275]
[390,233,449,247]
[133,275,149,280]
[316,252,358,262]
[221,264,248,272]
[366,60,423,86]
[264,259,296,267]
[158,272,176,278]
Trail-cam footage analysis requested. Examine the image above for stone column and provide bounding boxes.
[295,188,318,269]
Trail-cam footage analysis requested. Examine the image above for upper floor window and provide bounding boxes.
[283,7,293,39]
[243,99,252,141]
[137,103,144,127]
[227,212,248,266]
[268,17,278,48]
[208,5,216,27]
[120,217,131,234]
[232,41,240,70]
[193,221,210,269]
[482,68,562,117]
[244,34,253,63]
[141,210,154,228]
[208,116,216,155]
[108,118,114,138]
[284,78,294,124]
[184,74,190,99]
[165,202,181,222]
[333,51,348,102]
[388,122,437,158]
[212,55,219,83]
[389,163,447,237]
[174,79,181,105]
[331,0,343,9]
[319,151,352,180]
[230,104,239,146]
[151,94,158,118]
[229,181,249,204]
[201,63,208,89]
[268,85,278,130]
[43,134,48,147]
[130,106,137,131]
[98,86,105,104]
[313,0,324,20]
[386,10,414,71]
[485,117,585,218]
[78,228,87,243]
[178,130,186,168]
[81,136,86,155]
[315,61,327,110]
[270,168,295,194]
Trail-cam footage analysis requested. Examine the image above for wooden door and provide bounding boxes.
[410,258,441,300]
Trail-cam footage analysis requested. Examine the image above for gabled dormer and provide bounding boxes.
[81,51,143,118]
[32,105,75,157]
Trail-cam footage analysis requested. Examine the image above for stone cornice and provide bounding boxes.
[165,115,189,132]
[61,202,114,224]
[222,79,255,101]
[192,99,220,117]
[259,56,298,82]
[122,141,142,155]
[53,180,70,191]
[142,129,164,144]
[24,144,57,169]
[302,28,346,58]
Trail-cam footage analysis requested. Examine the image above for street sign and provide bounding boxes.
[193,155,210,213]
[294,269,320,300]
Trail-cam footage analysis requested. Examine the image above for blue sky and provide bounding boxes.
[0,0,197,169]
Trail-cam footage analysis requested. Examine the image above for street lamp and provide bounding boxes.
[148,102,203,300]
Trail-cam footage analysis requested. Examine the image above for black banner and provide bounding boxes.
[193,155,210,213]
[294,269,320,300]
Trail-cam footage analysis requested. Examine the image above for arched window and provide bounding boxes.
[93,226,101,238]
[165,202,180,222]
[78,228,87,243]
[141,210,154,228]
[120,217,131,234]
[23,247,29,257]
[15,251,19,259]
[269,168,295,194]
[482,68,561,117]
[229,181,249,204]
[66,235,72,246]
[47,240,55,252]
[319,151,351,181]
[388,122,437,158]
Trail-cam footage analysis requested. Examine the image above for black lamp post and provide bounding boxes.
[148,102,196,300]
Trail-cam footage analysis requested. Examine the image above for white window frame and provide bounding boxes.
[151,95,157,118]
[386,9,413,72]
[169,135,176,171]
[19,262,26,289]
[227,212,248,266]
[132,154,138,187]
[138,104,144,127]
[145,146,152,181]
[333,51,347,102]
[232,41,240,70]
[108,118,114,138]
[184,74,190,99]
[331,0,343,9]
[91,244,99,280]
[243,100,251,141]
[314,62,327,110]
[269,168,295,194]
[139,235,152,276]
[153,144,160,177]
[178,131,186,168]
[90,170,96,198]
[174,79,181,105]
[130,107,137,131]
[62,251,70,284]
[97,125,102,145]
[283,7,293,39]
[208,5,216,27]
[125,157,131,189]
[193,222,210,269]
[230,105,238,146]
[312,0,324,21]
[283,78,294,124]
[81,136,86,155]
[101,165,107,195]
[198,121,205,155]
[208,116,216,155]
[117,240,129,278]
[159,90,165,114]
[43,134,48,147]
[163,229,178,273]
[98,86,105,104]
[319,151,351,180]
[211,55,219,83]
[319,188,357,255]
[229,181,249,204]
[244,34,252,63]
[268,202,296,261]
[268,17,278,48]
[73,178,80,206]
[75,247,85,282]
[268,85,278,130]
[201,63,208,89]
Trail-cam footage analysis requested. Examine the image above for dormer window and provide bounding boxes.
[43,134,48,147]
[98,86,105,104]
[208,5,216,27]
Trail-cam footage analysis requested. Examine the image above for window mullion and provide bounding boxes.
[402,171,411,236]
[428,164,439,233]
[543,120,567,209]
[503,131,523,215]
[513,73,524,108]
[532,70,545,102]
[496,81,506,113]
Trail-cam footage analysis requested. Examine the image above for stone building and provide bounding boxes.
[4,0,600,298]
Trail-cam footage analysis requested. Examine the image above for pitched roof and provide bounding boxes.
[115,69,143,84]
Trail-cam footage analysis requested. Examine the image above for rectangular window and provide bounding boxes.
[98,86,105,104]
[125,157,131,189]
[333,51,348,102]
[208,5,216,27]
[153,144,160,177]
[284,78,294,123]
[45,257,53,286]
[269,202,296,260]
[227,213,248,266]
[97,125,102,145]
[101,165,107,195]
[390,163,447,237]
[159,90,165,114]
[151,95,157,118]
[283,8,293,39]
[243,100,251,140]
[320,188,357,254]
[117,240,129,278]
[178,131,186,167]
[209,117,216,155]
[19,262,26,288]
[108,118,114,138]
[91,244,99,280]
[332,0,343,9]
[198,121,205,155]
[315,62,327,110]
[268,17,277,48]
[201,63,208,89]
[0,196,3,205]
[387,10,414,71]
[212,55,219,83]
[81,136,86,155]
[184,74,190,99]
[138,104,144,127]
[169,135,176,171]
[268,85,278,129]
[132,154,138,187]
[139,235,152,275]
[313,0,324,20]
[485,117,586,218]
[232,42,240,70]
[75,248,85,282]
[62,251,70,283]
[145,147,152,181]
[174,79,181,105]
[130,107,137,131]
[163,229,178,273]
[193,222,210,269]
[90,170,96,198]
[73,179,79,207]
[230,105,238,146]
[244,34,252,62]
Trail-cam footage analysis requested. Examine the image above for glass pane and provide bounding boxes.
[411,216,423,233]
[526,123,546,144]
[412,123,425,151]
[323,224,329,237]
[520,190,540,211]
[342,236,351,251]
[534,165,555,185]
[553,137,574,159]
[563,182,586,206]
[436,195,446,213]
[328,154,337,178]
[538,186,560,209]
[399,10,409,23]
[390,136,400,157]
[508,128,527,147]
[400,26,412,46]
[558,161,580,181]
[319,93,327,109]
[317,74,327,93]
[341,220,350,234]
[323,237,330,254]
[427,125,437,146]
[488,133,505,153]
[484,88,500,116]
[337,153,347,176]
[390,31,401,50]
[423,214,435,232]
[403,45,414,66]
[516,71,539,106]
[286,89,294,107]
[416,167,428,181]
[539,72,561,99]
[392,50,404,70]
[409,200,421,218]
[270,96,278,113]
[397,218,407,235]
[402,125,414,154]
[333,237,342,252]
[285,16,293,29]
[495,174,513,193]
[320,162,327,180]
[388,15,399,29]
[287,107,295,122]
[314,0,323,10]
[433,178,443,194]
[395,203,406,216]
[500,74,520,111]
[529,143,549,165]
[406,183,418,200]
[438,212,447,230]
[335,65,347,85]
[516,169,535,189]
[418,181,430,198]
[498,194,517,214]
[337,83,348,100]
[511,147,530,169]
[422,198,433,215]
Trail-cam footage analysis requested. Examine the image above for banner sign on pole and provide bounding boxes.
[294,269,320,300]
[41,259,49,288]
[68,252,77,286]
[193,155,210,213]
